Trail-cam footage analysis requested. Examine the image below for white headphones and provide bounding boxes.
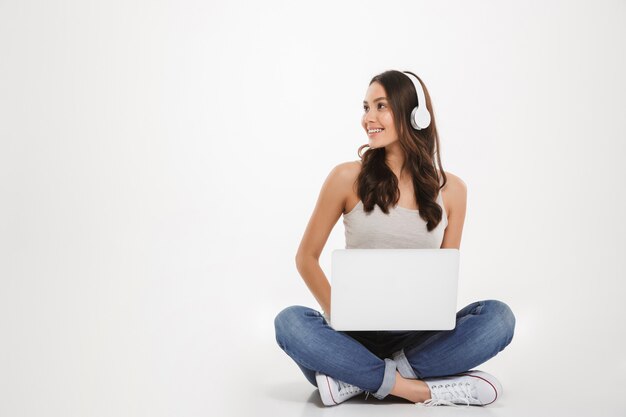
[403,71,431,130]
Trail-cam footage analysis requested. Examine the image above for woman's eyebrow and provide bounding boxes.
[362,97,388,104]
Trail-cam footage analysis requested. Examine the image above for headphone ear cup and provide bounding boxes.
[410,107,420,130]
[411,106,431,130]
[416,108,431,129]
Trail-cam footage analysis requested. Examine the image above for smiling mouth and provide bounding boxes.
[367,128,384,136]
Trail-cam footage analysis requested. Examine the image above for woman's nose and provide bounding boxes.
[364,109,377,123]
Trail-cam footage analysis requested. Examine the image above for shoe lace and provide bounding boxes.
[337,380,362,396]
[417,381,477,407]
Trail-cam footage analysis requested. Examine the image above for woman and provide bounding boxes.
[274,70,516,407]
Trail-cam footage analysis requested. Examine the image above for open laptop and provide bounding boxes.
[330,249,460,331]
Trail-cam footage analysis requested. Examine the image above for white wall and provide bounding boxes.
[1,0,625,416]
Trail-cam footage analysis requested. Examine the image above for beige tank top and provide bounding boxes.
[342,191,448,249]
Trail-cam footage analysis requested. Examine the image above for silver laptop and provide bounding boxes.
[330,249,460,331]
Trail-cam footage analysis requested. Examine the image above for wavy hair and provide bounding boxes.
[357,70,447,231]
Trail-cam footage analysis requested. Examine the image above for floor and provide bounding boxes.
[2,297,625,417]
[219,329,626,417]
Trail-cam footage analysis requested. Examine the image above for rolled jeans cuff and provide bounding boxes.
[392,349,419,379]
[371,358,397,400]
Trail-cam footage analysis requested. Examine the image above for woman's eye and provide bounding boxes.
[363,103,386,112]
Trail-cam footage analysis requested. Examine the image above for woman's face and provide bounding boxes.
[361,82,399,149]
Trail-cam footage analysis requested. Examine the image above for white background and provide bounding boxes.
[1,0,625,416]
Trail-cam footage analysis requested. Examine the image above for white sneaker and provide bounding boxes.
[418,370,502,407]
[315,372,364,406]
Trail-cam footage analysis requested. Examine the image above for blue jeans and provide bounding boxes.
[274,299,515,400]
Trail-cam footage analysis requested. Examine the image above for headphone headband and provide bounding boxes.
[403,71,431,130]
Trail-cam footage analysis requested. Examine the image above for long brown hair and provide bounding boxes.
[356,70,447,232]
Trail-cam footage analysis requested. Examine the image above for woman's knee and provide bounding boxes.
[483,299,516,346]
[274,305,317,348]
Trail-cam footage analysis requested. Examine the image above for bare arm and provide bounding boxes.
[295,163,356,315]
[440,173,468,249]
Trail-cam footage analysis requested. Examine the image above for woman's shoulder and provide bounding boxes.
[339,159,361,171]
[325,161,361,198]
[440,171,467,192]
[330,160,362,180]
[440,171,467,215]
